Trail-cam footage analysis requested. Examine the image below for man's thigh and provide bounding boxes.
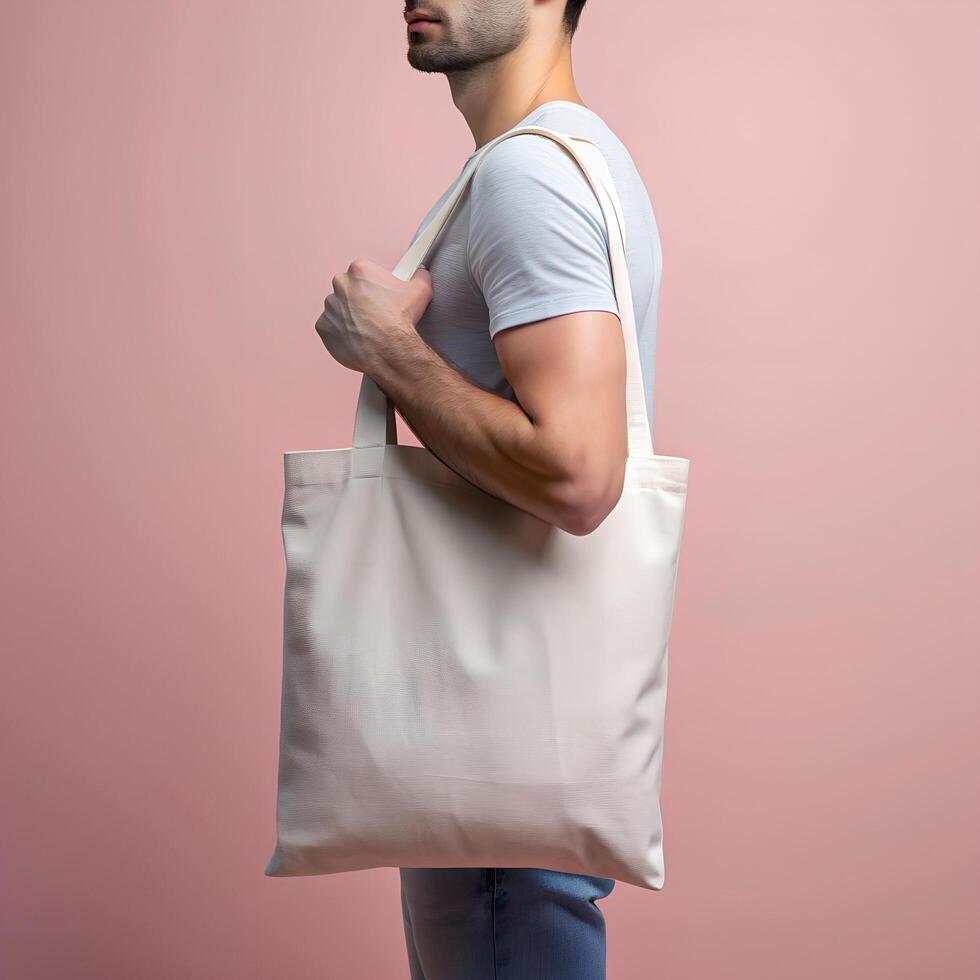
[399,867,615,980]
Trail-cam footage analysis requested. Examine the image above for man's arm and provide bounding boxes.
[319,134,629,534]
[364,305,627,536]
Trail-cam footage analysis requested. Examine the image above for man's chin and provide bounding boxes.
[407,48,482,74]
[407,49,450,74]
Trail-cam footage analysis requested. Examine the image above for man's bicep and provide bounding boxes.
[494,309,627,478]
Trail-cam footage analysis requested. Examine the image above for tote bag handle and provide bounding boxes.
[352,124,655,461]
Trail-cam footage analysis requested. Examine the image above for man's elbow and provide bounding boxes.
[552,469,625,537]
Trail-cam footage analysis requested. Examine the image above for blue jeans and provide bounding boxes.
[399,867,616,979]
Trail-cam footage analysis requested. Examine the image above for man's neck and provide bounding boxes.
[449,41,585,152]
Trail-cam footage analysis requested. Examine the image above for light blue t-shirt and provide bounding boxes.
[407,100,663,434]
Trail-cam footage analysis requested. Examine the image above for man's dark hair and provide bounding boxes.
[563,0,588,37]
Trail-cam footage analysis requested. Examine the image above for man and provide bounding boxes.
[315,2,664,976]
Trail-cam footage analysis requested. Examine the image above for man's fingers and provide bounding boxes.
[402,266,433,327]
[410,266,432,299]
[315,294,337,335]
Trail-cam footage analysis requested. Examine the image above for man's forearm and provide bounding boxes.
[363,326,592,533]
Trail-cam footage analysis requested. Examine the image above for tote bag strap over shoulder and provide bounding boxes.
[352,124,655,461]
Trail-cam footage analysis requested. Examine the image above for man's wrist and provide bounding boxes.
[362,318,430,398]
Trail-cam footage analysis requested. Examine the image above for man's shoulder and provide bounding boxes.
[475,127,574,176]
[471,125,610,206]
[475,108,632,186]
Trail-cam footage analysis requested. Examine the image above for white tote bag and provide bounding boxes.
[264,125,690,890]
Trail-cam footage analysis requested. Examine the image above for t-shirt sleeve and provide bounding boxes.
[465,134,620,339]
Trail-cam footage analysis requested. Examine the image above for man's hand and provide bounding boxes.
[315,259,432,373]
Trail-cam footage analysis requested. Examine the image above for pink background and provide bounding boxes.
[2,3,978,978]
